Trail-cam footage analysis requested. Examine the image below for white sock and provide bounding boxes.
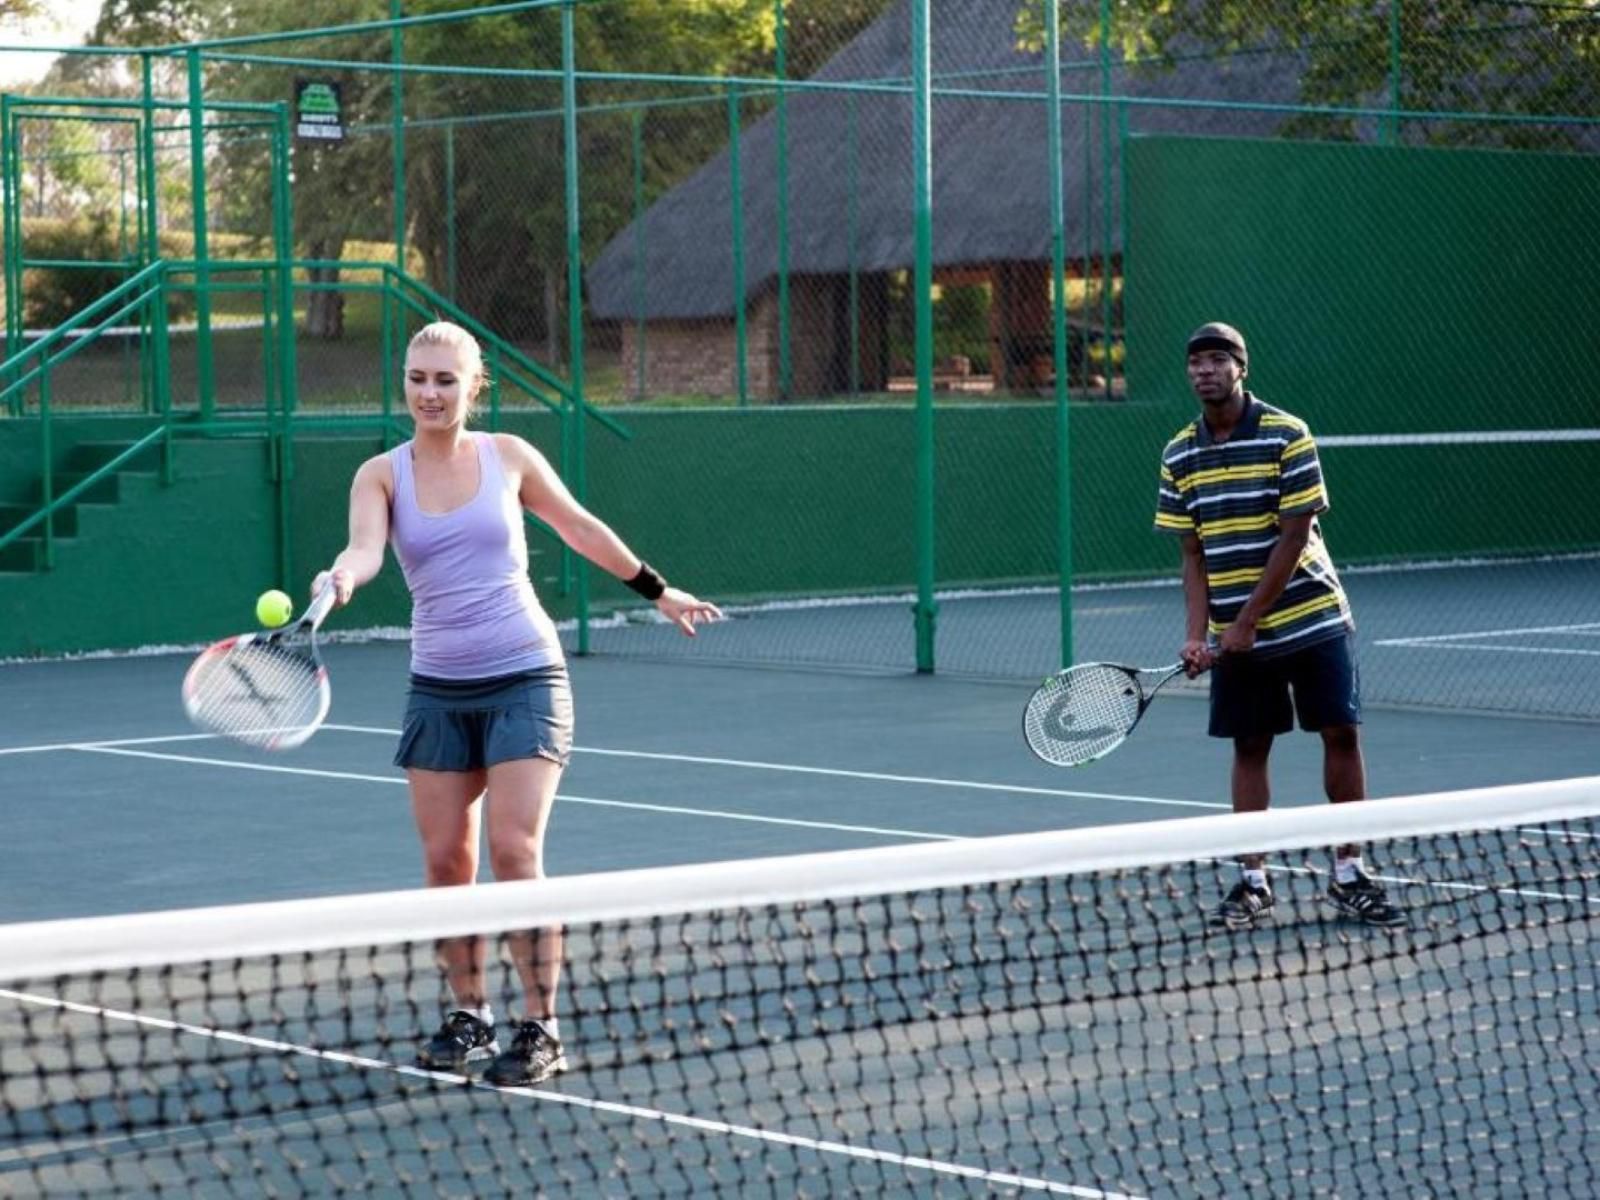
[532,1016,561,1041]
[452,1005,493,1028]
[1335,857,1363,885]
[1242,868,1268,892]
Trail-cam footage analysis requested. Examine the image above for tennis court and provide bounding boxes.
[2,641,1598,1197]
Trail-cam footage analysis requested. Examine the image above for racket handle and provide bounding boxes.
[304,580,338,631]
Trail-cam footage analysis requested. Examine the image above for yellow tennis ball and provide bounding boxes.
[256,589,293,629]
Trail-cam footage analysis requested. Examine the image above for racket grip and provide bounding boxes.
[305,580,339,630]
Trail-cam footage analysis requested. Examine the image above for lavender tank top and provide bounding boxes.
[388,433,562,678]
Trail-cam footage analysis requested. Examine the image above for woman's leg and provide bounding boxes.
[483,756,564,1020]
[409,766,488,1007]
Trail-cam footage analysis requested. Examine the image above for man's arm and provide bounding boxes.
[1218,513,1313,654]
[1178,533,1212,676]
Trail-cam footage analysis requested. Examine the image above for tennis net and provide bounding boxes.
[3,777,1599,1197]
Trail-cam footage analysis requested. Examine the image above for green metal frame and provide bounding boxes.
[3,0,1510,674]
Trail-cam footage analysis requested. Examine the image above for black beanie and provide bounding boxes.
[1186,322,1248,368]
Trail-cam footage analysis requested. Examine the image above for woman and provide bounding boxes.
[313,321,721,1086]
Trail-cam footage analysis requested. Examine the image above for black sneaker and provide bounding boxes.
[1209,879,1275,929]
[416,1011,499,1072]
[1326,871,1406,927]
[483,1019,568,1087]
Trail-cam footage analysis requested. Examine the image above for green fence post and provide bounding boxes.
[562,0,590,653]
[1046,0,1073,668]
[1385,0,1402,145]
[154,270,173,484]
[774,0,792,401]
[140,54,161,416]
[631,108,645,399]
[390,0,407,446]
[847,90,860,397]
[912,0,937,673]
[391,0,406,274]
[186,48,215,419]
[2,96,17,385]
[488,344,501,431]
[1098,0,1114,402]
[118,148,133,410]
[381,285,394,430]
[728,85,748,407]
[39,361,52,568]
[444,121,457,302]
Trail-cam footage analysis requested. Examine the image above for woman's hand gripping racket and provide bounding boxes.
[181,584,338,751]
[1023,661,1196,767]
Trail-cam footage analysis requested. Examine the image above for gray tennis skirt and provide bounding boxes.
[394,664,574,772]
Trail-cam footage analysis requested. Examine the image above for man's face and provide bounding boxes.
[1186,349,1244,405]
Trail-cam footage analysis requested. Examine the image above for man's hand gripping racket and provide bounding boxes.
[181,583,338,751]
[1023,659,1203,767]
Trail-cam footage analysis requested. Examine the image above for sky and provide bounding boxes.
[0,0,103,88]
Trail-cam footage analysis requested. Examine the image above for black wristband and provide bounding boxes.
[625,562,667,601]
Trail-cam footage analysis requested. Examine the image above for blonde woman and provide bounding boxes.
[314,321,721,1085]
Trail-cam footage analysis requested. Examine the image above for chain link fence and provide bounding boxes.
[4,0,1596,717]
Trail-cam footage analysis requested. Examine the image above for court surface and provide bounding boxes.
[2,644,1597,1197]
[2,642,1595,921]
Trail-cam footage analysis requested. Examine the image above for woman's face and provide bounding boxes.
[404,341,479,431]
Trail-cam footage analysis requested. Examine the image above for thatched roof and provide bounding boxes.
[586,0,1310,321]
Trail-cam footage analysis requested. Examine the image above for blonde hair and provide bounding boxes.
[406,321,487,411]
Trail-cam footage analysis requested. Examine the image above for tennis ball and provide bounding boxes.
[256,589,293,629]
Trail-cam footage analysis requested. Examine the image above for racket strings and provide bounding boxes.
[185,640,326,749]
[1024,665,1143,764]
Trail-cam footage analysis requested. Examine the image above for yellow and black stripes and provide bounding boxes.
[1154,394,1352,655]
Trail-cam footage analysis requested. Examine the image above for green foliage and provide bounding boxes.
[20,215,194,328]
[932,284,993,375]
[1014,0,1599,145]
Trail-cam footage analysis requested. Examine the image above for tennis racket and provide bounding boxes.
[181,584,338,751]
[1023,660,1193,767]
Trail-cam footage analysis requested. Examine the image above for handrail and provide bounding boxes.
[0,254,624,575]
[160,255,631,439]
[1,284,165,405]
[0,425,169,556]
[5,259,167,367]
[378,264,573,401]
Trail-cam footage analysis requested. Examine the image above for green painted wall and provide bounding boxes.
[0,438,277,657]
[1,408,1592,657]
[0,416,164,507]
[1124,134,1600,433]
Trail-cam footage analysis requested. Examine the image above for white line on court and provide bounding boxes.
[0,725,1225,811]
[1373,644,1600,658]
[323,723,1231,811]
[70,745,968,843]
[0,731,235,756]
[63,743,1589,904]
[1376,621,1600,646]
[0,987,1133,1199]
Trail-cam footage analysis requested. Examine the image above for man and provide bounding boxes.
[1154,322,1402,929]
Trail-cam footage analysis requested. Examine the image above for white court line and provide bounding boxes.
[1376,621,1600,646]
[1374,644,1600,659]
[325,723,1231,811]
[0,988,1132,1199]
[0,725,1224,812]
[0,731,231,756]
[1320,429,1600,446]
[70,746,967,843]
[59,744,1594,904]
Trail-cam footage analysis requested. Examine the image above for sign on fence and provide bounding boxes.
[294,80,344,142]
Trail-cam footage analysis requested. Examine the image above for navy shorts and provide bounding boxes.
[394,665,574,772]
[1208,630,1361,739]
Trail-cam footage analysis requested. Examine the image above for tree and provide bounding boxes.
[1016,0,1600,148]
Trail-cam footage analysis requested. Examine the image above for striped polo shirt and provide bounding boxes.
[1154,393,1353,657]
